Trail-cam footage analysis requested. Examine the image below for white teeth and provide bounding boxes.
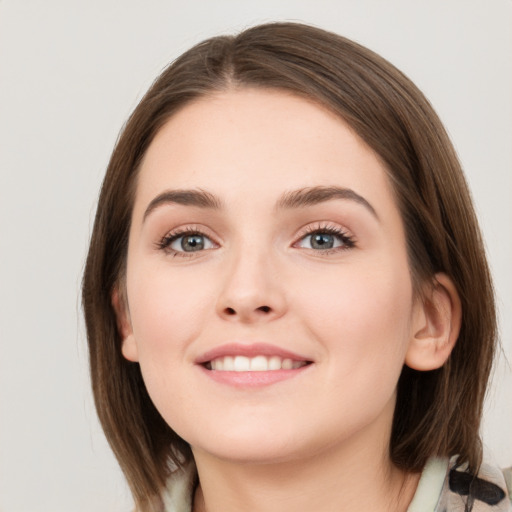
[234,356,250,372]
[208,355,308,372]
[268,356,281,370]
[250,355,268,371]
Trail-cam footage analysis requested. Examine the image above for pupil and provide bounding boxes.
[182,235,204,251]
[311,233,334,249]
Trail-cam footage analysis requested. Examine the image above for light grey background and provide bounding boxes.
[0,1,510,510]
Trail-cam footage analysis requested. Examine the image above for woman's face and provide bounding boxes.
[120,89,423,464]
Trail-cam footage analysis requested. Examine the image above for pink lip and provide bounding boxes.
[194,343,313,389]
[198,365,311,388]
[194,342,311,365]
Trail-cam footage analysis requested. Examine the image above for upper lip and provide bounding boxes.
[195,343,312,365]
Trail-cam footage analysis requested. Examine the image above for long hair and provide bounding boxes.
[82,22,496,510]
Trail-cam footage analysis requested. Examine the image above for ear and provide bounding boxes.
[405,273,462,371]
[111,287,139,362]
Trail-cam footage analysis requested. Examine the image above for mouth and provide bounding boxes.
[195,343,313,386]
[205,355,311,372]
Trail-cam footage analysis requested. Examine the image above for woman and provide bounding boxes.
[82,22,511,511]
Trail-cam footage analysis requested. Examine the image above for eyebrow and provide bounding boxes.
[143,189,222,221]
[276,186,378,219]
[143,185,378,221]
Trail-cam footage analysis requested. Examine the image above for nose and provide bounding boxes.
[216,247,287,324]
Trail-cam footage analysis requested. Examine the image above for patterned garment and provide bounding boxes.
[162,457,512,512]
[410,458,512,511]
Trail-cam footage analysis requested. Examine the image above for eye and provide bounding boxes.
[171,233,214,252]
[301,232,340,250]
[295,226,355,252]
[158,229,216,255]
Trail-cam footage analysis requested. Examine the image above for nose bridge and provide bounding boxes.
[216,235,285,322]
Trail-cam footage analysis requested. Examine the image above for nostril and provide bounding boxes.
[222,305,272,317]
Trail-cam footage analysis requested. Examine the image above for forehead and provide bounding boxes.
[134,88,396,216]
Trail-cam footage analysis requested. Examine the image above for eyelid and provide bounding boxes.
[154,221,356,257]
[292,222,356,252]
[156,225,220,257]
[294,221,353,238]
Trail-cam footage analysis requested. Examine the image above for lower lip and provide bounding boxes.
[197,365,311,388]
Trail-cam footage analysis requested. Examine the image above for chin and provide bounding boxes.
[195,441,304,466]
[187,421,327,466]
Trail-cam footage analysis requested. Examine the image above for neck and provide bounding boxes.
[191,416,420,512]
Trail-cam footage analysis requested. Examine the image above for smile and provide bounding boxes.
[206,355,309,372]
[196,343,313,387]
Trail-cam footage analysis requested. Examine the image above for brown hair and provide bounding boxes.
[82,22,496,510]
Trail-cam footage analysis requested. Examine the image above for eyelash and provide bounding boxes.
[295,224,356,255]
[156,226,215,258]
[156,223,356,258]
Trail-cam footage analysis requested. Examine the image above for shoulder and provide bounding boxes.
[444,459,511,511]
[409,456,512,512]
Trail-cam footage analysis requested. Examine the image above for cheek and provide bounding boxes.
[125,265,216,428]
[126,263,214,359]
[296,262,414,370]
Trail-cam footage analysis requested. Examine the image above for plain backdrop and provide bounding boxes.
[0,1,511,510]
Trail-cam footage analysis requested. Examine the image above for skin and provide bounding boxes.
[115,89,461,512]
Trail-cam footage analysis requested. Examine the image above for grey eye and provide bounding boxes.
[310,233,335,249]
[170,234,214,252]
[298,232,344,250]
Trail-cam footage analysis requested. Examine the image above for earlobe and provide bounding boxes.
[405,273,462,371]
[111,287,139,362]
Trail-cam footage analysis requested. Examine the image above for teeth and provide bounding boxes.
[250,355,268,371]
[209,355,307,372]
[234,356,250,372]
[282,358,293,370]
[268,356,281,370]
